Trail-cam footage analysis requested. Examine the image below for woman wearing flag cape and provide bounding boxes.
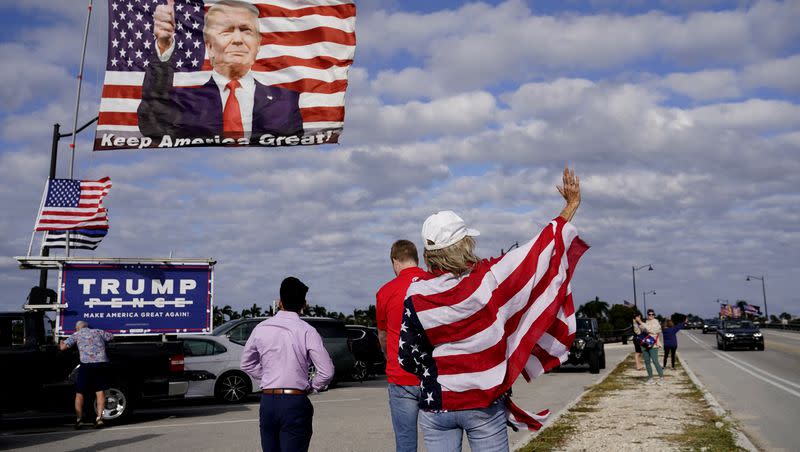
[399,167,588,451]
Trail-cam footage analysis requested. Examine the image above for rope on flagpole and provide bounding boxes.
[66,0,95,257]
[28,180,50,257]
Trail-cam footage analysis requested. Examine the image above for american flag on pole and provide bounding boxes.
[95,0,356,150]
[34,178,112,231]
[399,217,589,431]
[43,229,108,250]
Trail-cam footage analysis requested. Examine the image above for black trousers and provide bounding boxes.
[663,346,677,368]
[259,394,314,452]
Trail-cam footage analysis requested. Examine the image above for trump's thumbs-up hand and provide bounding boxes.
[154,0,175,54]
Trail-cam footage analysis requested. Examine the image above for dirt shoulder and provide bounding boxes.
[519,353,747,452]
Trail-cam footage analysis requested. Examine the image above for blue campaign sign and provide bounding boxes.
[58,263,213,335]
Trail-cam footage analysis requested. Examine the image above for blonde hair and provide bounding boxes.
[424,236,479,276]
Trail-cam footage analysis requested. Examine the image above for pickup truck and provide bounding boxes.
[0,310,190,424]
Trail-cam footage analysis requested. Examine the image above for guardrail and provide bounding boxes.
[762,323,800,332]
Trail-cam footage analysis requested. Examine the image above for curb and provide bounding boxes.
[510,355,627,451]
[679,356,760,452]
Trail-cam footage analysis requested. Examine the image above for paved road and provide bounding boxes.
[0,344,631,451]
[680,329,800,452]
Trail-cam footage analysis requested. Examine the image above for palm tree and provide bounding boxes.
[249,303,263,318]
[577,297,610,320]
[213,306,225,327]
[221,305,235,322]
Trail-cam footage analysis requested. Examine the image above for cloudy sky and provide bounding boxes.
[1,0,798,321]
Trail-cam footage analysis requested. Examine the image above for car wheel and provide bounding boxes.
[599,347,606,369]
[757,344,764,351]
[350,360,368,381]
[215,371,251,403]
[588,350,600,374]
[716,338,722,350]
[96,385,133,424]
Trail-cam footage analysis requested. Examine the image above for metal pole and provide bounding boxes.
[632,266,638,311]
[66,0,94,256]
[642,291,647,314]
[761,276,768,321]
[38,124,61,288]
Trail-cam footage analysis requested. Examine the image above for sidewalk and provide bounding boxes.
[519,353,748,452]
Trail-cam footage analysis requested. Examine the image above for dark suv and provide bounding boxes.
[346,325,386,381]
[716,320,764,351]
[212,316,356,381]
[565,318,606,374]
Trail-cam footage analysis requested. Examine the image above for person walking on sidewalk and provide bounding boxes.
[634,310,664,385]
[661,319,684,369]
[241,277,334,452]
[377,239,431,452]
[59,321,113,429]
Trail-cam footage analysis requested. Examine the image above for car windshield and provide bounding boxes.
[577,318,592,332]
[725,321,754,329]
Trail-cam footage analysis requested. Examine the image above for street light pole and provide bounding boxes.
[643,290,656,314]
[632,264,653,311]
[746,275,768,320]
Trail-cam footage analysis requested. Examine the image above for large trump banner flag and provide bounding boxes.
[95,0,356,150]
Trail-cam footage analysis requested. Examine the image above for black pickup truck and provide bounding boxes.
[0,310,190,424]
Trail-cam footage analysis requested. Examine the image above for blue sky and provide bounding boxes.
[1,0,799,320]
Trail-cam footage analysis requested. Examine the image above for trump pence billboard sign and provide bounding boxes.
[58,262,213,335]
[95,0,356,150]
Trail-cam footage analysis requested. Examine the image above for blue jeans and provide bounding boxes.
[642,347,664,378]
[388,384,421,452]
[418,401,508,452]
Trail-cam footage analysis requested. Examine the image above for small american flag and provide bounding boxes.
[623,300,634,308]
[399,217,589,431]
[96,0,356,149]
[43,229,108,250]
[34,178,112,231]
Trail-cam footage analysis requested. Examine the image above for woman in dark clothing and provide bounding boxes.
[661,319,684,368]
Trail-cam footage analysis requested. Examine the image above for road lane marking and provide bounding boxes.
[684,333,800,399]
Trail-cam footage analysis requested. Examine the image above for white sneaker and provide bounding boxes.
[656,379,664,386]
[645,379,655,385]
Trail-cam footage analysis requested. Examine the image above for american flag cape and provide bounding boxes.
[399,217,589,431]
[34,178,112,231]
[95,0,356,150]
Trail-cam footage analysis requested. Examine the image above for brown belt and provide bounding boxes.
[262,388,307,395]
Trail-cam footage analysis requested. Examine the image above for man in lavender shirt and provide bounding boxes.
[241,277,334,452]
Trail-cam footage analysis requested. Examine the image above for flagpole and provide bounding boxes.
[28,180,50,257]
[66,0,95,257]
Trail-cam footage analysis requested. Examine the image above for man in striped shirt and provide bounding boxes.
[399,167,586,451]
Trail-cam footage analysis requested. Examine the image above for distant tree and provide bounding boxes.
[248,303,263,318]
[577,297,610,320]
[607,304,637,331]
[212,306,225,327]
[306,304,328,317]
[670,313,687,324]
[779,312,792,320]
[770,314,780,323]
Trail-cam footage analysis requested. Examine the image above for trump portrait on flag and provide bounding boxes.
[137,0,303,143]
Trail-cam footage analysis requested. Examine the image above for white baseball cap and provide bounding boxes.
[421,211,480,251]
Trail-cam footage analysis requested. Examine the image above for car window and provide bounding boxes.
[576,318,592,331]
[310,320,347,338]
[0,317,25,347]
[346,329,366,340]
[228,321,258,345]
[184,339,226,356]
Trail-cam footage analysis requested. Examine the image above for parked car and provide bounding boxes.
[564,318,606,374]
[716,320,764,351]
[0,310,189,424]
[212,316,356,382]
[346,325,386,381]
[702,318,720,334]
[178,334,260,403]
